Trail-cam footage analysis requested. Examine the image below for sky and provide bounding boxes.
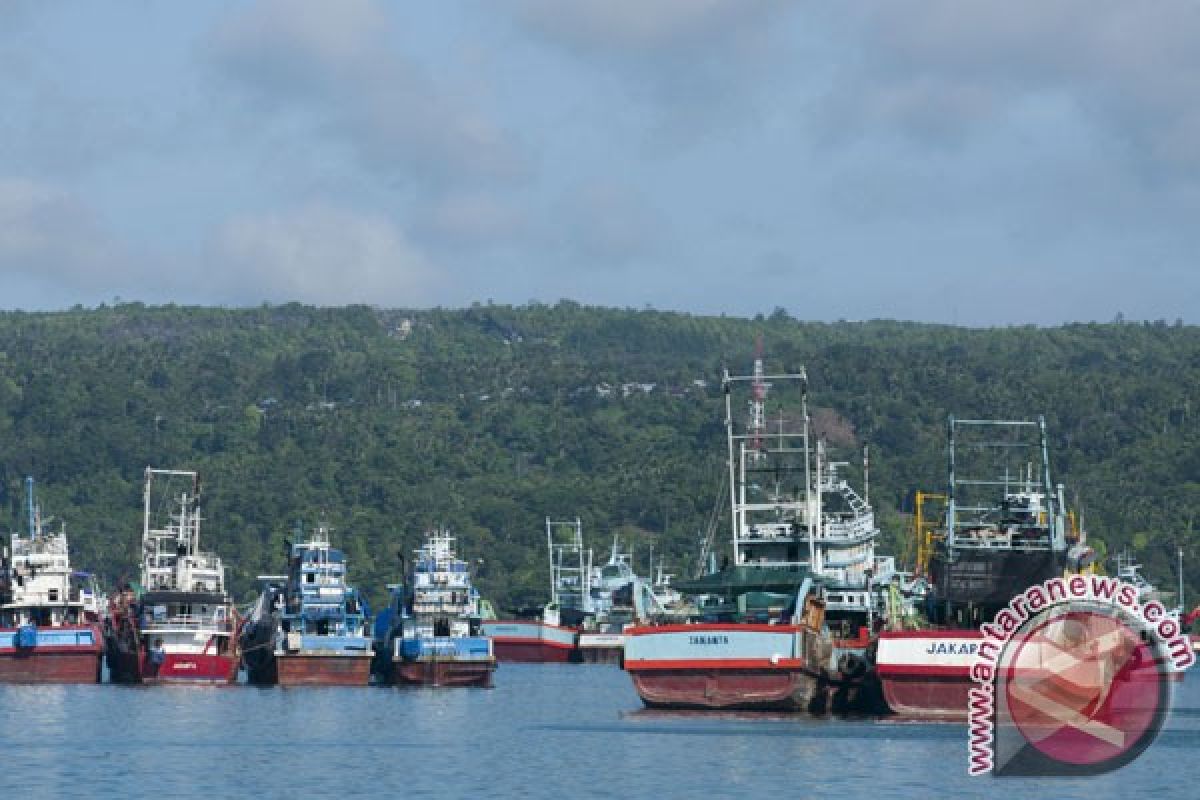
[1,0,1198,325]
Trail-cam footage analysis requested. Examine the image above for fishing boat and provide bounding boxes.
[875,417,1073,719]
[483,519,669,663]
[1114,549,1175,609]
[373,529,495,687]
[0,477,104,683]
[481,519,586,662]
[576,536,675,663]
[624,354,891,712]
[104,468,239,684]
[240,522,372,686]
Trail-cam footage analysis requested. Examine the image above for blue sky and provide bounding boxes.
[1,0,1198,324]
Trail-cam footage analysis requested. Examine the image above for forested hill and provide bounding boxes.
[1,303,1198,610]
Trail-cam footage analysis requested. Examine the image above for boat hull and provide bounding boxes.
[576,632,624,664]
[141,652,239,685]
[106,633,238,685]
[875,629,981,719]
[629,667,823,711]
[243,654,277,685]
[482,620,577,663]
[275,652,372,686]
[393,658,496,687]
[829,632,885,713]
[381,634,496,687]
[624,623,830,712]
[0,626,104,684]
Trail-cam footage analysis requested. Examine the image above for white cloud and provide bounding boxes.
[504,0,796,144]
[821,1,1200,173]
[0,177,123,291]
[414,191,529,249]
[211,0,526,188]
[552,180,665,267]
[215,205,441,305]
[512,0,786,53]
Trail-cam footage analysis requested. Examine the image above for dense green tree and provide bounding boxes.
[1,304,1198,612]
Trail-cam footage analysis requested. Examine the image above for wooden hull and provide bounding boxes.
[577,645,622,664]
[878,674,970,720]
[624,623,832,712]
[393,659,495,688]
[274,653,372,687]
[629,666,825,711]
[482,620,577,663]
[0,648,103,684]
[875,629,981,720]
[576,633,624,664]
[492,640,574,663]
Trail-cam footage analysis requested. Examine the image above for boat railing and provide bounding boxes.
[822,549,871,569]
[952,526,1053,550]
[411,603,474,616]
[141,612,233,632]
[817,516,877,540]
[741,523,796,541]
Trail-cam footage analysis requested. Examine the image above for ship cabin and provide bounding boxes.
[280,526,368,639]
[1,532,97,628]
[408,534,482,640]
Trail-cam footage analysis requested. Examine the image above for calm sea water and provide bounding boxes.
[1,664,1196,799]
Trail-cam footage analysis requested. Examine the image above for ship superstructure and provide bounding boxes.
[105,468,238,684]
[876,416,1074,718]
[241,522,372,686]
[625,353,883,711]
[679,357,891,640]
[0,477,104,683]
[374,529,495,687]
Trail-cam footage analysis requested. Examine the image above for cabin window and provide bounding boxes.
[48,588,59,602]
[307,572,315,584]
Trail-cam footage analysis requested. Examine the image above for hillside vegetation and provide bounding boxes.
[1,303,1197,611]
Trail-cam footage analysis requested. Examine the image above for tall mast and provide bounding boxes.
[749,337,767,461]
[25,476,35,538]
[143,467,153,547]
[1180,543,1186,612]
[813,439,824,573]
[724,367,739,556]
[546,517,556,604]
[802,376,814,566]
[946,416,957,548]
[863,444,870,507]
[191,472,203,556]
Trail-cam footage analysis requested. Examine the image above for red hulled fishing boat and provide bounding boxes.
[105,468,238,685]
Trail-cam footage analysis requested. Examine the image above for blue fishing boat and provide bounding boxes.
[372,529,495,687]
[240,522,372,686]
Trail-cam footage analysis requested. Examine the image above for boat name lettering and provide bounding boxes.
[924,641,978,656]
[688,634,730,645]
